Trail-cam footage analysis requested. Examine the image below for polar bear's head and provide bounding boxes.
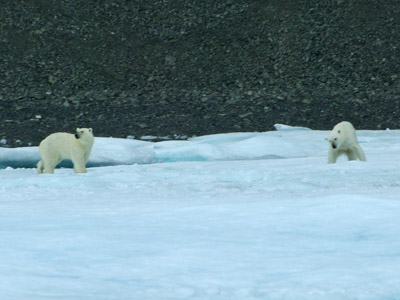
[326,121,356,149]
[75,128,93,140]
[326,128,341,149]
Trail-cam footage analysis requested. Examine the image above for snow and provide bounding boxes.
[1,125,400,300]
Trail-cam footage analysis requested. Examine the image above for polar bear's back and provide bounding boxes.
[334,121,356,133]
[329,121,358,144]
[39,132,77,158]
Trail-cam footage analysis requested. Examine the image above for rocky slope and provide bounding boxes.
[1,0,399,147]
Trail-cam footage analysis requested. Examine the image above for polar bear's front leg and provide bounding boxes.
[71,152,87,173]
[328,147,337,164]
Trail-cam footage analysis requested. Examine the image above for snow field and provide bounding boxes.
[1,126,400,299]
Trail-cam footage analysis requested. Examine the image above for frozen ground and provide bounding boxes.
[1,125,400,300]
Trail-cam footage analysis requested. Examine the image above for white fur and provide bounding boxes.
[326,121,366,164]
[37,128,94,174]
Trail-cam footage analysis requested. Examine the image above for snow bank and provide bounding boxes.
[1,125,400,169]
[0,125,325,168]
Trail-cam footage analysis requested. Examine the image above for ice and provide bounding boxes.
[273,124,312,131]
[1,125,400,299]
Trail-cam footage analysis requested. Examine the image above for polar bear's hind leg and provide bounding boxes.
[346,149,358,161]
[37,160,44,174]
[43,158,58,174]
[354,145,366,162]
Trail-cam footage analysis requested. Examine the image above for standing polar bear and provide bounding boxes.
[326,121,366,164]
[37,128,94,174]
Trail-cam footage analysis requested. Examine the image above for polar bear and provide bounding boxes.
[326,121,366,164]
[37,128,94,174]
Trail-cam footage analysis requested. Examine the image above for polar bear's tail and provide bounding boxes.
[37,160,44,174]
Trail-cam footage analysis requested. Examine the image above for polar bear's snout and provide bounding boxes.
[326,137,338,149]
[330,138,338,149]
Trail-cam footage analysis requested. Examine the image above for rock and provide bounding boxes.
[0,1,399,147]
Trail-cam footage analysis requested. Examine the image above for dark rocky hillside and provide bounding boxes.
[1,0,399,147]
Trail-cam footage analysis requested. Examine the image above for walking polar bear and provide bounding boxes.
[37,128,94,174]
[326,121,366,164]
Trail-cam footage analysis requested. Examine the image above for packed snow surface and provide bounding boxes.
[1,125,400,300]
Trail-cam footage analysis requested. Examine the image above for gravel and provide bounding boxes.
[1,0,399,147]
